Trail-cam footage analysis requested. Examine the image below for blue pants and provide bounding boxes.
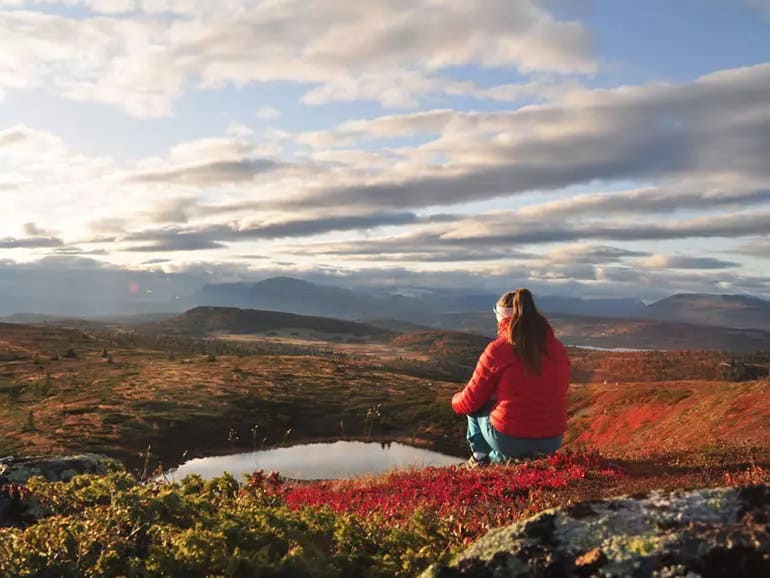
[466,402,562,462]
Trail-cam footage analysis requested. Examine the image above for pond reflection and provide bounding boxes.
[165,441,462,481]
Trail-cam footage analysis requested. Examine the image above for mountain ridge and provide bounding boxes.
[144,306,394,340]
[191,277,769,330]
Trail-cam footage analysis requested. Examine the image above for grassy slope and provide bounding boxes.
[2,322,769,474]
[0,324,462,469]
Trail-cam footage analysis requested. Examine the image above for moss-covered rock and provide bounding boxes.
[422,485,770,578]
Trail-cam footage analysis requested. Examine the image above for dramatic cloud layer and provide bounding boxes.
[1,1,769,300]
[0,0,593,115]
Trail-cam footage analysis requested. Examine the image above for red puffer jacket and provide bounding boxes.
[451,319,570,438]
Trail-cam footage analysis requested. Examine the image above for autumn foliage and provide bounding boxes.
[271,451,621,542]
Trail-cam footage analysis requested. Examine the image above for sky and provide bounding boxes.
[1,0,770,300]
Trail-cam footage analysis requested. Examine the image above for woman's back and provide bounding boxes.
[452,319,570,438]
[452,288,570,463]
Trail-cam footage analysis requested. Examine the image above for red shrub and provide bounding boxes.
[284,451,622,541]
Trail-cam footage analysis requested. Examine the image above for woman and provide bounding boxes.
[451,288,570,466]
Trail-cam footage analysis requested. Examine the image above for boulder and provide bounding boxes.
[0,453,119,484]
[0,454,121,528]
[422,485,770,578]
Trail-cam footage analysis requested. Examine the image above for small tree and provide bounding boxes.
[37,373,53,396]
[23,410,36,432]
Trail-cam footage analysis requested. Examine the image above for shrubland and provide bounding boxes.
[1,322,769,576]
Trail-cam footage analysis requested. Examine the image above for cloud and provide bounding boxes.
[0,125,114,200]
[0,11,186,118]
[145,197,194,224]
[255,106,281,120]
[0,236,63,248]
[442,210,770,244]
[126,158,281,186]
[121,211,451,252]
[513,186,770,220]
[543,245,649,264]
[125,233,227,253]
[226,123,255,138]
[731,238,770,258]
[23,222,53,237]
[50,246,109,256]
[0,126,33,148]
[123,137,286,187]
[0,0,594,116]
[282,63,770,211]
[640,255,740,270]
[279,211,770,265]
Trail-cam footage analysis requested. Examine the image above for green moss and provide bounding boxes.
[624,533,663,556]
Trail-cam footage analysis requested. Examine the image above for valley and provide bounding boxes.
[2,307,769,577]
[1,314,768,475]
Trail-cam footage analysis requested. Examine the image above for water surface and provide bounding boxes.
[572,344,653,352]
[165,441,462,481]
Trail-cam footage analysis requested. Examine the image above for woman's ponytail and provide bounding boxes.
[502,288,549,373]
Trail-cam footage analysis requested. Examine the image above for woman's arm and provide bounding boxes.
[451,340,503,415]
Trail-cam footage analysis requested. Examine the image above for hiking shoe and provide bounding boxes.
[465,454,491,469]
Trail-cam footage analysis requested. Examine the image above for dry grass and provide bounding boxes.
[1,322,768,484]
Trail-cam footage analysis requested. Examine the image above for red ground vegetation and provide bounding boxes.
[567,380,770,457]
[262,452,623,543]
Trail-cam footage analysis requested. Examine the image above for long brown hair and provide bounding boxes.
[499,288,549,373]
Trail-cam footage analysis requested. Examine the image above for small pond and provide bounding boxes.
[164,441,462,481]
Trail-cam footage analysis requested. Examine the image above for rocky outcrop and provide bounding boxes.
[0,454,120,528]
[0,453,119,485]
[423,485,770,578]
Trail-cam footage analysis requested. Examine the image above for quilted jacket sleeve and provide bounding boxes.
[451,340,503,415]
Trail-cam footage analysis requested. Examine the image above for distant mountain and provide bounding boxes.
[145,306,394,341]
[421,311,770,352]
[644,294,770,330]
[187,277,650,321]
[187,277,422,320]
[538,296,647,319]
[1,312,176,326]
[360,317,432,333]
[0,313,64,324]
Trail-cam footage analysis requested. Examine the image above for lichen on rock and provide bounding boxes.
[422,485,770,578]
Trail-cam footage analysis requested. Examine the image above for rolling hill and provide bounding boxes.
[143,306,394,341]
[644,293,770,330]
[186,277,430,321]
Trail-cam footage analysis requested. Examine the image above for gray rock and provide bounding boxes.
[422,485,770,578]
[0,453,119,484]
[0,454,122,528]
